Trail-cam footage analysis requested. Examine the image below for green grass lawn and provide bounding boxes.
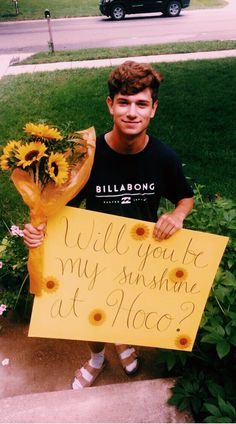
[0,0,228,21]
[0,0,99,20]
[0,58,235,238]
[19,40,236,65]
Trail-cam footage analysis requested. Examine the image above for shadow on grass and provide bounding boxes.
[0,13,19,18]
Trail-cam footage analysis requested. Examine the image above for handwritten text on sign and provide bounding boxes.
[29,207,228,351]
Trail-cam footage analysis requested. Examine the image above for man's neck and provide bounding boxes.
[105,130,149,155]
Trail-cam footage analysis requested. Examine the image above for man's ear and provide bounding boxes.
[106,96,114,115]
[151,99,158,118]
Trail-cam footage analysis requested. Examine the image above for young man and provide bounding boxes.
[24,60,194,389]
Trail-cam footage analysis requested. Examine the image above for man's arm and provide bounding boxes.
[153,197,194,241]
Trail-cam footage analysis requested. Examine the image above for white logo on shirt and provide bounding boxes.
[95,182,155,205]
[121,196,131,204]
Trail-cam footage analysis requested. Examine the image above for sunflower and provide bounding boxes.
[24,122,62,140]
[42,276,60,293]
[15,142,48,168]
[0,154,11,171]
[131,223,150,240]
[175,334,192,350]
[48,152,69,185]
[169,267,188,283]
[0,140,22,171]
[3,140,22,156]
[88,309,106,326]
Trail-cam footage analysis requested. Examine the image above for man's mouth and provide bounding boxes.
[123,120,140,124]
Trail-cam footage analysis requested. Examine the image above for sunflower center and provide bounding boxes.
[136,227,145,236]
[46,281,55,289]
[94,313,102,322]
[176,270,184,278]
[25,150,39,161]
[51,161,59,176]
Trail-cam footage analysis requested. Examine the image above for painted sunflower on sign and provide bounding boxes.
[169,267,188,283]
[131,223,150,240]
[175,334,192,350]
[89,309,106,326]
[42,276,60,293]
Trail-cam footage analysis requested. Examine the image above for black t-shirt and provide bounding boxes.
[69,134,193,222]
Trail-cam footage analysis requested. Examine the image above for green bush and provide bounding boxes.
[0,222,33,320]
[157,186,236,422]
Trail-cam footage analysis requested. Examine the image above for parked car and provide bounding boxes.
[99,0,190,20]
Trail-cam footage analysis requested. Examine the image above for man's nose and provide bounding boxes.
[127,103,137,117]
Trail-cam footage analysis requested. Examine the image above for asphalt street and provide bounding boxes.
[0,1,235,54]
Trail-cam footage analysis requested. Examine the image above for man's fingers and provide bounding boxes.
[156,227,172,240]
[37,223,46,232]
[24,223,46,234]
[154,223,174,240]
[153,213,183,240]
[24,238,43,248]
[23,222,46,248]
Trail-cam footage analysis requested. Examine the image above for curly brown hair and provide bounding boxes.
[108,60,164,103]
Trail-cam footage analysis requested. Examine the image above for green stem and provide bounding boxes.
[213,292,226,315]
[14,273,28,310]
[194,183,205,206]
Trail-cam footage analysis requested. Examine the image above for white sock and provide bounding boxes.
[89,348,105,369]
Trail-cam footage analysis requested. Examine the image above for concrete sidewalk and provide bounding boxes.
[0,379,194,423]
[0,319,194,423]
[1,49,236,80]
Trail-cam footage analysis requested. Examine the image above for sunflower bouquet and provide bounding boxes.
[0,122,96,296]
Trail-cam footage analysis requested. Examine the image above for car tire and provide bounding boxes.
[164,0,181,17]
[110,4,126,20]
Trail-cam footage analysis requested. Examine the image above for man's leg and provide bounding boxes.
[88,341,106,368]
[87,342,139,374]
[72,341,106,390]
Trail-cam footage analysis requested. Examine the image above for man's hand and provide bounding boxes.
[23,223,46,248]
[153,197,194,241]
[153,212,184,241]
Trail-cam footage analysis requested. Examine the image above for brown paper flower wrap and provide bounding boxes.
[1,123,96,296]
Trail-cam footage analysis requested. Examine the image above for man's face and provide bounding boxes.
[106,88,158,137]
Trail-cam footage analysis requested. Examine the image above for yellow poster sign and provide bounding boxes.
[29,206,228,351]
